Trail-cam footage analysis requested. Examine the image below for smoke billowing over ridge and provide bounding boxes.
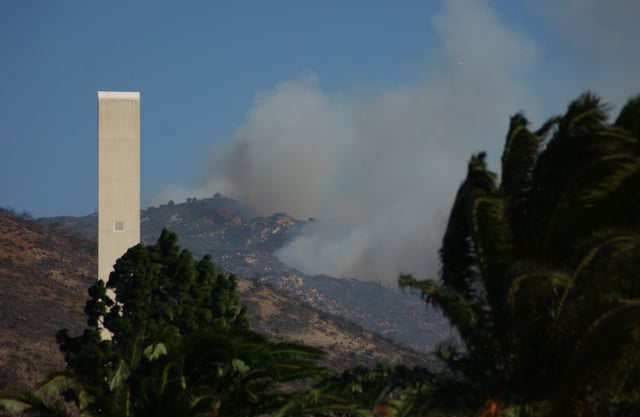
[155,0,640,283]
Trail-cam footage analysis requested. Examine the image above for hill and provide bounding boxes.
[0,209,94,389]
[0,209,434,390]
[40,196,449,351]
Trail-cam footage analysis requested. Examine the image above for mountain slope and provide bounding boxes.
[0,209,95,389]
[238,279,433,370]
[40,196,449,351]
[0,209,432,389]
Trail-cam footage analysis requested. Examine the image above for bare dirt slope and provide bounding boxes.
[238,279,431,370]
[0,210,95,389]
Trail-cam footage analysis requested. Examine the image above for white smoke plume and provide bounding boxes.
[194,0,539,282]
[158,0,639,282]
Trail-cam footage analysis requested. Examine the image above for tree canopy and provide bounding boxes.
[51,229,250,415]
[401,92,640,416]
[0,229,324,417]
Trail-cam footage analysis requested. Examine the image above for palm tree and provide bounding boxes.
[401,92,640,416]
[2,327,328,417]
[0,372,91,417]
[125,328,328,417]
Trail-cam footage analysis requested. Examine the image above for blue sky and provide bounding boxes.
[2,1,639,280]
[2,1,440,216]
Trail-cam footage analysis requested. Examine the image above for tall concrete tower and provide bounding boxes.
[97,91,141,282]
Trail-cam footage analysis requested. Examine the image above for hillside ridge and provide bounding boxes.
[0,209,434,389]
[39,196,449,352]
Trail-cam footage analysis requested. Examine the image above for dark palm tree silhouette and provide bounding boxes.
[401,92,640,416]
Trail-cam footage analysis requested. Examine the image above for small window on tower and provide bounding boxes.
[114,221,125,232]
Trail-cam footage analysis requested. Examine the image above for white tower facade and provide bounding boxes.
[97,91,141,282]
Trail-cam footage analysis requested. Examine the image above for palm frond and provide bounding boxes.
[399,275,476,328]
[559,299,640,393]
[500,114,539,255]
[471,196,512,316]
[558,91,610,136]
[34,372,79,399]
[534,115,561,141]
[399,274,486,361]
[109,359,131,392]
[555,234,640,335]
[439,153,497,298]
[501,113,538,201]
[615,94,640,138]
[526,92,621,265]
[0,389,73,417]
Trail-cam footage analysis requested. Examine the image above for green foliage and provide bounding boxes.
[1,229,330,417]
[95,327,327,417]
[275,364,410,417]
[52,229,255,416]
[0,372,88,417]
[402,92,640,416]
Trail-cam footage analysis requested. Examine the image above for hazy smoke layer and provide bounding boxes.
[200,0,539,282]
[158,0,639,282]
